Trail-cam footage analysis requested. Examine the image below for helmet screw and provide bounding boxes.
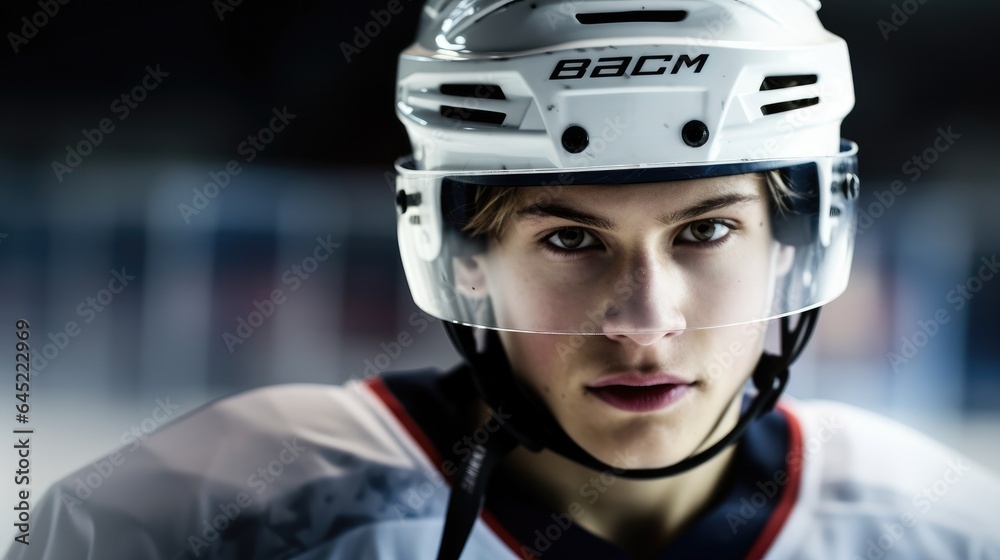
[561,125,589,153]
[681,120,709,147]
[396,190,421,214]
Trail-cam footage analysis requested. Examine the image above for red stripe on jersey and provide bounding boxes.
[365,377,538,560]
[744,401,804,560]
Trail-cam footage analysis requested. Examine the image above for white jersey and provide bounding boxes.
[5,366,1000,560]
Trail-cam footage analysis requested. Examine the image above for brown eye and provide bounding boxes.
[680,220,731,243]
[546,228,597,250]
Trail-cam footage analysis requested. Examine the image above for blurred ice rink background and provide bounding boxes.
[1,0,999,547]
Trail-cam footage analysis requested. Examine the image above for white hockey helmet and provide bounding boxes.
[393,0,859,334]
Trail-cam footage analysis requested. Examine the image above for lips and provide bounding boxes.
[587,372,694,413]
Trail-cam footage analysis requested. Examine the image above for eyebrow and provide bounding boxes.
[517,201,617,231]
[661,192,761,225]
[516,192,761,230]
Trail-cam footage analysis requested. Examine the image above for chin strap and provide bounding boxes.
[435,422,517,560]
[435,309,820,560]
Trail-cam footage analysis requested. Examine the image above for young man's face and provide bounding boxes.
[465,174,790,468]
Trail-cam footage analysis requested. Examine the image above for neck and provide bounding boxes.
[476,397,743,558]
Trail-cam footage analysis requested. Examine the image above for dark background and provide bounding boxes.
[1,1,997,177]
[1,0,998,541]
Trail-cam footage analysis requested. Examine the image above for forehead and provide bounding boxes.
[526,173,766,205]
[509,173,769,227]
[464,172,771,240]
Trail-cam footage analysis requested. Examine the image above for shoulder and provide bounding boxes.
[123,379,429,478]
[774,398,1000,559]
[6,379,447,560]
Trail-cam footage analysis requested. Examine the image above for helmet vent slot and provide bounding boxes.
[759,75,818,90]
[440,105,507,126]
[761,97,819,115]
[440,83,507,100]
[575,10,687,24]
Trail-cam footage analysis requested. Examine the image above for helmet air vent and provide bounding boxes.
[759,75,818,90]
[759,74,820,116]
[438,83,509,125]
[440,83,507,100]
[439,105,507,125]
[761,97,819,116]
[575,10,687,24]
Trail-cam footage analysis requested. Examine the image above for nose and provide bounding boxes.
[600,254,687,346]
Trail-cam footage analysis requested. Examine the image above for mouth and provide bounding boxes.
[586,372,695,413]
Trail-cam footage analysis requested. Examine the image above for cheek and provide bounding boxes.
[485,247,588,332]
[683,236,777,326]
[696,323,769,388]
[499,331,577,395]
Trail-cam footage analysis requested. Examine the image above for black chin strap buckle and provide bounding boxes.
[752,308,822,415]
[752,353,788,413]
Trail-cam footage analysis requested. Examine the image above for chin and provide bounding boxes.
[586,442,700,472]
[571,414,707,471]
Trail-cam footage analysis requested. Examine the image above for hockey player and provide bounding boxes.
[7,1,1000,559]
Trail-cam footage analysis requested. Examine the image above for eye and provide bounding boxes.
[678,220,732,244]
[544,228,600,251]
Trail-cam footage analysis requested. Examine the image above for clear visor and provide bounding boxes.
[395,144,858,335]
